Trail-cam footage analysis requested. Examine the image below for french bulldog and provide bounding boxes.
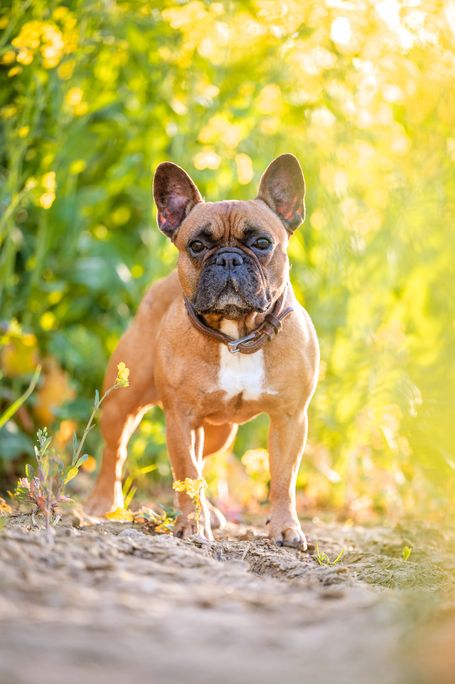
[86,153,319,548]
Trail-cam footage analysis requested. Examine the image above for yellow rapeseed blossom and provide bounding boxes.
[57,60,74,80]
[52,7,70,21]
[10,13,78,70]
[18,126,30,138]
[115,362,130,388]
[173,477,207,499]
[64,87,89,116]
[16,48,34,65]
[40,24,65,68]
[8,66,22,78]
[38,192,55,209]
[42,171,56,191]
[1,50,16,65]
[235,153,254,185]
[12,21,42,50]
[0,105,17,119]
[25,177,37,191]
[193,149,221,170]
[69,159,86,174]
[38,171,56,209]
[39,311,57,331]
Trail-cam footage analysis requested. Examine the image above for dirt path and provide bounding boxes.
[1,518,454,684]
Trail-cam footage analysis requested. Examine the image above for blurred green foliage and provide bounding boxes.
[1,0,454,519]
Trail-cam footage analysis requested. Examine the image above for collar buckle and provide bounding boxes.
[227,331,257,353]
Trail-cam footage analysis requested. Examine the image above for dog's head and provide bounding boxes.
[153,154,305,319]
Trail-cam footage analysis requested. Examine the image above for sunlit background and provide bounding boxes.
[1,0,454,521]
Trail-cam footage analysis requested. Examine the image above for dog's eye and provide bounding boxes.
[189,240,206,255]
[252,237,272,251]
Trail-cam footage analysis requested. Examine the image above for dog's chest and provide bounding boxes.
[217,321,268,401]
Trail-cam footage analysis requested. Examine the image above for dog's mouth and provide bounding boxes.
[196,283,269,318]
[191,248,271,319]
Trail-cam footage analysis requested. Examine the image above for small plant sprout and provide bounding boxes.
[14,427,77,543]
[315,543,346,567]
[402,545,413,561]
[133,506,176,534]
[172,477,207,535]
[14,362,131,543]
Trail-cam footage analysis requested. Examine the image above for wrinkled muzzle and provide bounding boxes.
[192,247,271,318]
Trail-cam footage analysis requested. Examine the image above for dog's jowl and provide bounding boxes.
[86,154,319,549]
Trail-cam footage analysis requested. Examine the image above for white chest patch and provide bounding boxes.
[217,320,267,401]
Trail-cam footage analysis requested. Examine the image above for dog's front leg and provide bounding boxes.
[166,412,213,541]
[268,411,308,549]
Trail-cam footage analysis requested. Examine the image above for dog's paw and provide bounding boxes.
[85,482,123,517]
[84,488,123,518]
[269,520,307,550]
[207,500,227,530]
[84,495,116,517]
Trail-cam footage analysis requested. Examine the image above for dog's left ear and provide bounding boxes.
[256,154,305,233]
[153,162,203,240]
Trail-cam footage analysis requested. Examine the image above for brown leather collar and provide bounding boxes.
[184,288,293,355]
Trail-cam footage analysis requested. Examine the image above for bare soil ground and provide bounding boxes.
[1,516,455,684]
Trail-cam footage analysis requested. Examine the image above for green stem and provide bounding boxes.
[0,365,42,429]
[72,385,116,465]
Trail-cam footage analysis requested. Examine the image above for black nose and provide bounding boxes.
[215,250,244,269]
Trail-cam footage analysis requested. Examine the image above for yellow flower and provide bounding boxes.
[52,7,70,21]
[38,192,55,209]
[40,23,65,69]
[11,17,77,71]
[12,21,42,50]
[64,86,88,116]
[39,311,57,331]
[36,172,57,209]
[16,48,33,65]
[57,60,74,80]
[235,153,254,185]
[8,66,22,78]
[25,177,37,190]
[69,159,86,174]
[1,51,16,65]
[41,171,56,192]
[115,361,130,388]
[65,86,83,106]
[0,105,17,119]
[173,477,207,499]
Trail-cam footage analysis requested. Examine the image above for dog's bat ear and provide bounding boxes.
[256,154,305,233]
[153,162,203,240]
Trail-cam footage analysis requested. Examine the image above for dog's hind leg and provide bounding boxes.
[202,422,238,529]
[85,399,151,516]
[85,327,157,517]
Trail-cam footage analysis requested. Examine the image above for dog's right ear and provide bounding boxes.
[153,162,203,240]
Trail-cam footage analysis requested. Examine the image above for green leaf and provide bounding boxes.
[25,463,34,480]
[0,427,34,461]
[72,432,78,460]
[0,366,41,430]
[64,466,80,485]
[402,546,412,561]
